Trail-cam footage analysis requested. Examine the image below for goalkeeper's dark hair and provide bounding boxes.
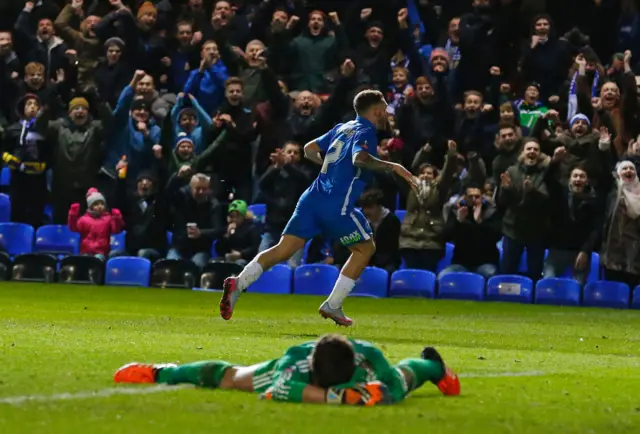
[311,334,356,388]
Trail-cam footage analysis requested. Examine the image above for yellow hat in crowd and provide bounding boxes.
[137,2,158,18]
[69,97,89,113]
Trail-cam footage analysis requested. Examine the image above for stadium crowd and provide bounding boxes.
[1,0,640,289]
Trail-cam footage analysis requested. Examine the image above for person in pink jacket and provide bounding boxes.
[68,188,125,260]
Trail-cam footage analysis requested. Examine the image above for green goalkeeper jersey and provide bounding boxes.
[255,339,407,403]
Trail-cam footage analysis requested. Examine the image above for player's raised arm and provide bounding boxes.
[353,151,419,192]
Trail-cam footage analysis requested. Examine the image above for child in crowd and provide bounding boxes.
[68,188,125,260]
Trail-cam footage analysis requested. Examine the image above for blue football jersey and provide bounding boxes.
[309,116,379,214]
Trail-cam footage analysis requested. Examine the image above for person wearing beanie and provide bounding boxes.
[95,37,132,109]
[514,82,548,128]
[68,188,125,259]
[54,3,102,92]
[215,199,262,266]
[68,97,90,125]
[430,48,451,73]
[113,169,168,262]
[137,1,158,30]
[169,93,214,155]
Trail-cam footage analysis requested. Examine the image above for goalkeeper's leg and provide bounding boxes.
[114,360,274,393]
[395,347,460,396]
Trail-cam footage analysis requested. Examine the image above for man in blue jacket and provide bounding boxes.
[184,40,229,115]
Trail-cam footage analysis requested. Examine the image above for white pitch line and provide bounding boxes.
[0,371,547,406]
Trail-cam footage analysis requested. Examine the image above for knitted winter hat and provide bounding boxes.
[366,20,384,32]
[570,113,590,128]
[86,188,106,208]
[175,133,194,147]
[104,37,125,50]
[137,2,158,18]
[69,97,89,113]
[228,200,248,216]
[131,98,150,112]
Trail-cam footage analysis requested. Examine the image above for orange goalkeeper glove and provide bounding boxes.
[326,381,393,406]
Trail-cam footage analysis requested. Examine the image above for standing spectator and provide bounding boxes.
[3,94,49,228]
[498,139,554,280]
[168,20,201,94]
[600,160,640,288]
[134,72,171,123]
[271,9,343,93]
[15,62,67,120]
[359,189,401,273]
[399,147,457,271]
[258,143,310,266]
[184,40,229,115]
[491,124,522,184]
[169,93,213,154]
[214,77,257,202]
[439,182,502,279]
[166,173,225,268]
[44,94,111,224]
[114,170,168,262]
[514,83,548,129]
[14,2,68,83]
[68,188,125,260]
[0,31,20,123]
[102,70,161,191]
[544,164,603,284]
[202,0,251,49]
[215,200,261,266]
[54,0,102,92]
[95,38,133,109]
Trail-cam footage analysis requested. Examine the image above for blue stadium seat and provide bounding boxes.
[389,269,436,298]
[436,243,454,273]
[35,225,80,255]
[583,281,630,309]
[352,267,389,298]
[110,231,126,252]
[535,278,581,306]
[632,286,640,309]
[166,231,172,245]
[105,257,151,287]
[438,272,485,300]
[247,264,292,294]
[1,167,10,186]
[301,239,313,264]
[293,264,339,296]
[486,275,534,303]
[587,252,601,283]
[248,203,266,224]
[518,249,528,273]
[394,209,406,223]
[0,194,10,222]
[0,223,34,256]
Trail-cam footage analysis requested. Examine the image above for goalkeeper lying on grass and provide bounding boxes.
[114,333,460,406]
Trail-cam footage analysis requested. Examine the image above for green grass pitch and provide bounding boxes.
[1,284,640,433]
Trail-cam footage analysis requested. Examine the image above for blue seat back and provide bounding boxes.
[248,204,267,224]
[0,194,10,222]
[438,272,485,300]
[110,231,126,252]
[105,257,151,287]
[486,275,534,303]
[583,281,630,309]
[394,210,406,223]
[293,264,339,296]
[247,264,292,294]
[35,225,80,255]
[352,267,388,298]
[0,223,34,256]
[436,243,454,273]
[632,286,640,309]
[0,167,10,186]
[535,278,581,306]
[389,269,436,298]
[587,252,600,283]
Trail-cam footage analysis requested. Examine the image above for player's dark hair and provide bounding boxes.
[353,90,385,116]
[311,334,356,388]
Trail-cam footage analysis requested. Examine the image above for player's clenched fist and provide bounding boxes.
[326,381,393,406]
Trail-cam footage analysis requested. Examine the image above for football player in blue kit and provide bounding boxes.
[219,90,418,326]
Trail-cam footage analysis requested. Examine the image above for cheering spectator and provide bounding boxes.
[544,164,603,284]
[3,94,48,228]
[184,39,229,115]
[166,173,225,268]
[68,188,124,260]
[113,170,168,262]
[44,93,111,224]
[440,182,502,279]
[600,160,640,288]
[167,20,201,94]
[14,2,68,83]
[215,200,261,266]
[95,38,133,109]
[133,72,171,123]
[169,93,213,154]
[514,83,548,129]
[492,124,522,184]
[54,0,101,92]
[258,142,310,266]
[498,139,555,280]
[102,70,161,189]
[0,31,19,123]
[202,0,250,49]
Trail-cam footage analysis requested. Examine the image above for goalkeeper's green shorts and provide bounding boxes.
[251,359,279,393]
